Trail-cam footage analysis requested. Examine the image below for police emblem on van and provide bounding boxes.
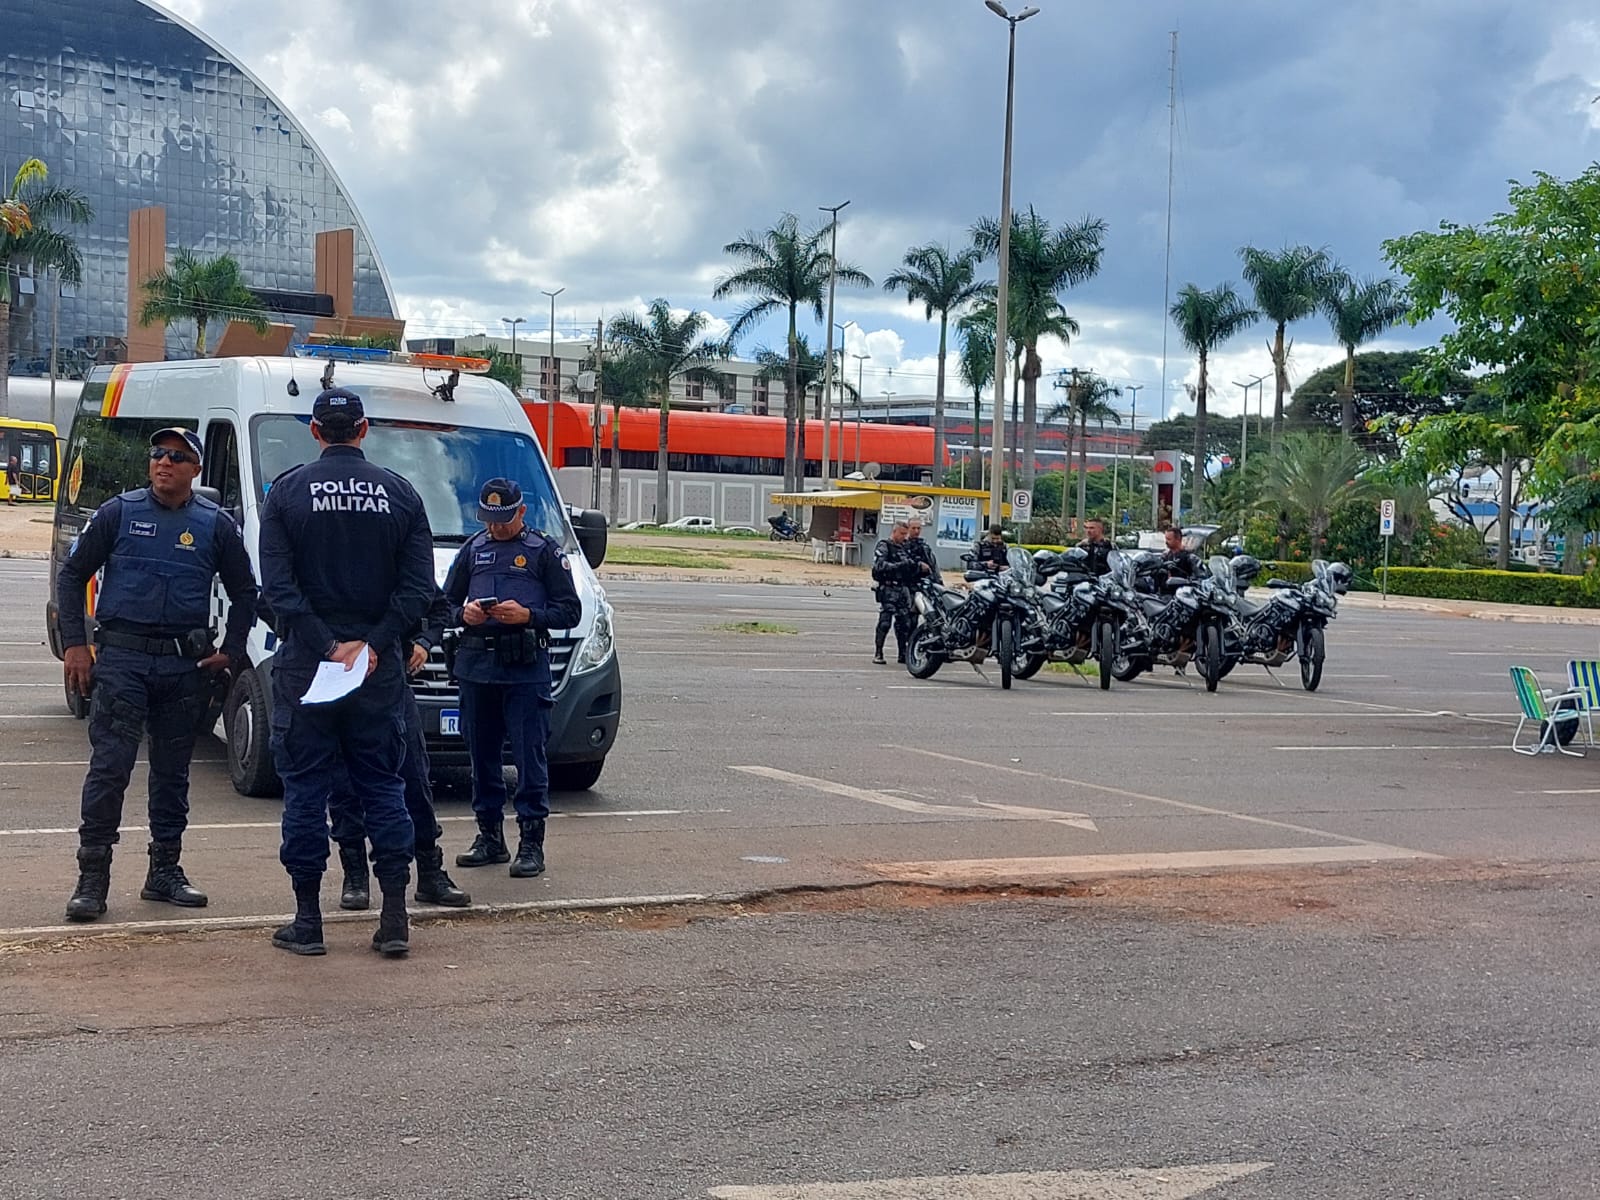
[129,520,157,537]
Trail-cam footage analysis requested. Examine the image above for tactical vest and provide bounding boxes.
[454,530,555,689]
[95,489,222,632]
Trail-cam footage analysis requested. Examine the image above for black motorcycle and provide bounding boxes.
[906,547,1034,689]
[1014,548,1138,690]
[1232,556,1351,691]
[767,514,806,542]
[1115,553,1244,693]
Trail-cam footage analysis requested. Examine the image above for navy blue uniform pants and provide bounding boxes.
[329,692,441,851]
[272,660,414,885]
[78,646,204,847]
[459,679,551,824]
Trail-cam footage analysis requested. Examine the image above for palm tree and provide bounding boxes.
[962,293,1074,491]
[1044,371,1122,528]
[606,299,729,524]
[1170,282,1258,518]
[586,345,654,523]
[956,308,996,489]
[1322,277,1409,440]
[883,242,991,473]
[138,247,270,357]
[752,333,857,426]
[1,158,92,415]
[1257,433,1370,556]
[713,214,871,494]
[1238,245,1345,446]
[971,207,1106,488]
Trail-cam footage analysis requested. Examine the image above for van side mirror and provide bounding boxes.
[194,485,222,506]
[570,507,608,568]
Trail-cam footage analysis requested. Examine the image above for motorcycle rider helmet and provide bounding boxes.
[1231,554,1262,586]
[1327,561,1354,595]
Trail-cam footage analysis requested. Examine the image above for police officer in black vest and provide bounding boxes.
[56,427,258,921]
[258,387,435,958]
[444,478,581,879]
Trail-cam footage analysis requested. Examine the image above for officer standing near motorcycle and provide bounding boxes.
[905,518,942,584]
[444,479,582,881]
[56,428,258,921]
[328,585,470,912]
[872,520,921,665]
[258,387,435,958]
[1159,525,1200,588]
[1078,517,1115,577]
[974,524,1010,573]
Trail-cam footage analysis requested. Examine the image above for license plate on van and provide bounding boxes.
[440,709,460,736]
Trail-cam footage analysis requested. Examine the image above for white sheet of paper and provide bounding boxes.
[300,647,369,705]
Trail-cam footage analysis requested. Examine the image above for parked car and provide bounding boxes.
[719,525,760,536]
[619,520,658,530]
[660,515,717,530]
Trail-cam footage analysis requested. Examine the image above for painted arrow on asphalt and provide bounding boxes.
[708,1161,1272,1198]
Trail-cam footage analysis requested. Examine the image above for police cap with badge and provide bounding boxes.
[312,387,365,429]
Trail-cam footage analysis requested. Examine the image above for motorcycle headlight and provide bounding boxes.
[571,598,615,675]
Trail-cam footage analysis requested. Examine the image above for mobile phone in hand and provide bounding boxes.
[474,597,500,610]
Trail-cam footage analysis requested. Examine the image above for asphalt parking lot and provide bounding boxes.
[2,557,1597,935]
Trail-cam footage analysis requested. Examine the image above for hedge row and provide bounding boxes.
[1262,562,1600,607]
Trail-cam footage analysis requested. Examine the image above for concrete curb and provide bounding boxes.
[1340,593,1600,627]
[0,548,49,560]
[599,570,867,588]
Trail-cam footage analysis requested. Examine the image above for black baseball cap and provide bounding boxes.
[312,387,365,425]
[148,427,204,462]
[478,478,524,522]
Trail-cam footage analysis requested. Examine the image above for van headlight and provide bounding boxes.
[571,600,615,675]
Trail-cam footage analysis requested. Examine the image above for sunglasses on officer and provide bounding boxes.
[148,447,198,465]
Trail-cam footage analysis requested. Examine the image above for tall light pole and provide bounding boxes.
[540,288,564,460]
[1112,382,1142,532]
[882,390,896,429]
[1234,373,1266,470]
[818,201,849,488]
[836,320,856,480]
[852,352,870,470]
[500,315,525,362]
[985,0,1040,526]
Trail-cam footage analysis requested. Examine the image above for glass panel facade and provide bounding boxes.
[2,0,395,365]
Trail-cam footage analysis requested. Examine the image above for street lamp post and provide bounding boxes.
[818,201,849,490]
[1112,383,1142,533]
[852,352,870,470]
[882,390,896,428]
[984,0,1041,527]
[1234,373,1266,471]
[836,320,856,480]
[501,315,525,365]
[540,288,565,462]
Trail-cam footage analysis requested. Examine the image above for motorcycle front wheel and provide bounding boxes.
[996,617,1016,689]
[1096,618,1117,691]
[1200,624,1223,693]
[1012,651,1048,680]
[1113,652,1149,683]
[905,623,944,679]
[1300,626,1325,691]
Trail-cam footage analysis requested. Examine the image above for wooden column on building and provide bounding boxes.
[125,206,166,363]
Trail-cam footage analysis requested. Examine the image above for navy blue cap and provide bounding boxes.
[478,478,524,523]
[149,427,204,462]
[312,387,365,425]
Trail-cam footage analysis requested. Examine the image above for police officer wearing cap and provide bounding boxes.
[258,387,435,958]
[56,427,258,921]
[444,478,581,879]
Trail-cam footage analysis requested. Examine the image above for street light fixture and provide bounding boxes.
[818,200,850,489]
[882,389,897,428]
[500,315,525,362]
[852,352,870,470]
[541,288,565,462]
[1233,373,1267,471]
[985,0,1041,527]
[835,320,857,480]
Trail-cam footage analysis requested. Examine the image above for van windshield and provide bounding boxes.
[250,415,570,546]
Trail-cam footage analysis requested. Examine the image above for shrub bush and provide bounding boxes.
[1376,567,1600,607]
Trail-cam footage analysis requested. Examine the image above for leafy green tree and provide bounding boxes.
[139,247,269,358]
[971,207,1106,488]
[1043,370,1121,527]
[1140,413,1241,462]
[587,345,654,522]
[1170,282,1258,518]
[606,299,729,523]
[955,307,995,489]
[883,242,991,472]
[1238,244,1345,444]
[1321,276,1409,439]
[1384,166,1600,568]
[752,332,858,420]
[1287,349,1481,453]
[1,158,91,415]
[1256,433,1370,557]
[714,214,871,494]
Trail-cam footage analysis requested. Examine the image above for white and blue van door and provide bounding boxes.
[201,415,281,799]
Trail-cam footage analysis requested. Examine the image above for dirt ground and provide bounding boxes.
[0,502,53,557]
[598,531,869,587]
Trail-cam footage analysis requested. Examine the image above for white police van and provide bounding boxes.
[45,349,621,795]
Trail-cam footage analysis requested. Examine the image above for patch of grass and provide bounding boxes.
[710,621,800,635]
[604,547,731,569]
[1043,660,1094,675]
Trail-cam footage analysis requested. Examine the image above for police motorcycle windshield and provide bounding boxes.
[1006,546,1035,576]
[1106,549,1136,590]
[252,412,572,548]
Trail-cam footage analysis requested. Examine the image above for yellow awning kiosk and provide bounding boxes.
[770,481,1009,570]
[767,489,881,509]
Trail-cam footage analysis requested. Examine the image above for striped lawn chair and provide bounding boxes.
[1509,666,1585,757]
[1565,660,1600,747]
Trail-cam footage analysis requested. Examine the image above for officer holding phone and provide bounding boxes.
[55,427,258,921]
[443,478,581,879]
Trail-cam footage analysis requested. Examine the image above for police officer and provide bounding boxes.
[258,387,435,958]
[443,478,581,880]
[973,524,1010,573]
[1077,517,1115,577]
[904,518,942,584]
[56,427,258,921]
[329,585,469,911]
[1159,525,1200,589]
[871,520,920,665]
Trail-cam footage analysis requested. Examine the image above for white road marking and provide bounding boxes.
[0,714,76,720]
[873,845,1435,883]
[729,766,1097,831]
[1038,711,1461,719]
[886,745,1436,856]
[1536,788,1600,795]
[750,668,885,674]
[708,1162,1273,1199]
[1272,744,1500,752]
[0,810,714,837]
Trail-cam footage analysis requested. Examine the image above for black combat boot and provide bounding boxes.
[371,881,409,957]
[510,819,546,879]
[271,879,326,956]
[414,844,470,907]
[139,840,208,908]
[455,819,510,867]
[64,846,113,922]
[872,633,887,665]
[337,843,370,911]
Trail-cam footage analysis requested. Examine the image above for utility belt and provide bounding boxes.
[450,626,548,670]
[94,625,215,659]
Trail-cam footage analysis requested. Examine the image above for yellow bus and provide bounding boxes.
[0,417,60,503]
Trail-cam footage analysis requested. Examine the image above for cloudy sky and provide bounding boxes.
[164,0,1600,420]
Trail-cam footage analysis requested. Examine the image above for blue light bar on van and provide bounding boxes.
[290,344,492,373]
[291,343,393,362]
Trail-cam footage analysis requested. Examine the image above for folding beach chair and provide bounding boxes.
[1565,660,1600,747]
[1509,665,1585,756]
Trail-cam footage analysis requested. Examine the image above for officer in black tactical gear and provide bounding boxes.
[1077,517,1115,577]
[871,520,921,665]
[904,517,942,584]
[329,586,470,912]
[974,524,1010,573]
[444,478,582,881]
[55,427,258,922]
[1158,525,1200,589]
[258,387,435,958]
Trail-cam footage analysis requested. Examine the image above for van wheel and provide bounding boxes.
[550,759,605,792]
[226,667,281,798]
